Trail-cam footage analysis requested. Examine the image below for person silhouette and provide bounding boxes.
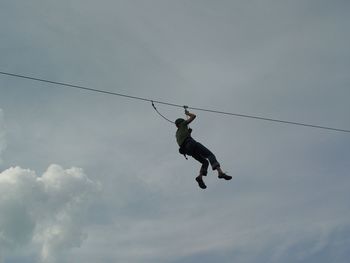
[175,109,232,189]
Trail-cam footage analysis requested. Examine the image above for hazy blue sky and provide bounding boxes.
[1,1,350,262]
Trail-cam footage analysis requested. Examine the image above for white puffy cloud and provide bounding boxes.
[0,164,100,263]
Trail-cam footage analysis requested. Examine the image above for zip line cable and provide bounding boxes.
[0,71,180,107]
[1,70,350,134]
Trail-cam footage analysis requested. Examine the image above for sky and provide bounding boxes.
[0,0,350,262]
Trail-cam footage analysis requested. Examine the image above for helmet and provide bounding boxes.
[175,118,185,126]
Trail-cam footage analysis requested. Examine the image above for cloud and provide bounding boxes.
[0,164,100,263]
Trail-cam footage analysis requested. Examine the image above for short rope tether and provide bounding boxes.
[151,101,174,124]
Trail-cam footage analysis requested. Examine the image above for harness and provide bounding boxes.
[179,140,189,160]
[178,132,193,160]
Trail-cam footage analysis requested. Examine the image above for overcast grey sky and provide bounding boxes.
[1,0,350,262]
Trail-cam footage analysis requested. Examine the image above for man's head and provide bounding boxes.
[175,118,185,128]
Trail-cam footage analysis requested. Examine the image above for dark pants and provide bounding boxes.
[183,137,220,176]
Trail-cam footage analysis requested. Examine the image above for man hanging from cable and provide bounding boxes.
[175,107,232,189]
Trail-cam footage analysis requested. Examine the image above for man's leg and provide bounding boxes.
[191,151,209,189]
[195,142,232,180]
[194,142,220,170]
[191,151,209,176]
